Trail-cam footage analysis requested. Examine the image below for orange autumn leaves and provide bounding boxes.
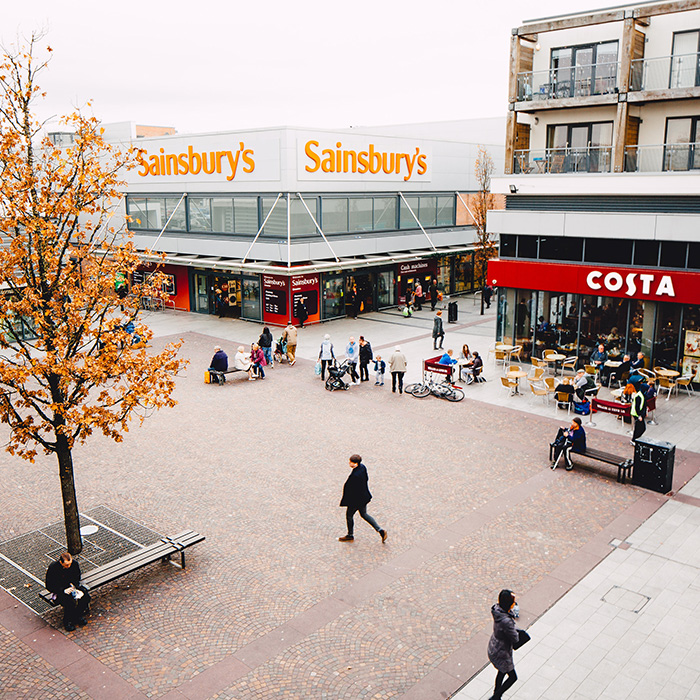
[0,36,186,463]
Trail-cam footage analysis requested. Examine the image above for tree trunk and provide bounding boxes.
[56,435,82,555]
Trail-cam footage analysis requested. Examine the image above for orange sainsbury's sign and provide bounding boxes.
[303,140,428,181]
[137,142,255,181]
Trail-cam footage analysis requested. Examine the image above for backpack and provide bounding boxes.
[574,400,591,415]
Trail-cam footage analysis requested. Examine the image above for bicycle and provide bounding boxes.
[407,375,464,402]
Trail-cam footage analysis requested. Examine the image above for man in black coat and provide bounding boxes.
[45,552,91,631]
[339,454,387,543]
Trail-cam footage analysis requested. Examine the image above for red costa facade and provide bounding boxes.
[488,259,700,306]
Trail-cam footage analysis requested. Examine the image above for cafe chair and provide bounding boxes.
[544,376,557,396]
[554,391,573,415]
[530,357,545,370]
[510,345,523,363]
[676,376,695,396]
[561,356,578,377]
[613,371,629,389]
[657,376,678,400]
[528,366,545,382]
[507,364,521,374]
[584,364,597,376]
[494,348,507,368]
[529,382,549,405]
[500,376,518,396]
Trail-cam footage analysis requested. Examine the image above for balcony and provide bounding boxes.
[630,52,700,92]
[624,143,700,172]
[513,146,613,175]
[516,63,619,102]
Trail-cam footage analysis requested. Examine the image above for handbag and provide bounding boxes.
[314,361,322,375]
[512,629,531,650]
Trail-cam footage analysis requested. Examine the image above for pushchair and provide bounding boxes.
[274,337,289,364]
[325,359,351,391]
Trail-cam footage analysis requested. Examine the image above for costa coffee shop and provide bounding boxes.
[487,202,700,380]
[116,120,504,326]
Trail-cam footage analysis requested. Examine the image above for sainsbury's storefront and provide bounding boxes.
[121,124,499,326]
[488,258,700,380]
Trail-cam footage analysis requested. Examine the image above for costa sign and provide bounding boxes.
[586,270,675,297]
[487,259,700,305]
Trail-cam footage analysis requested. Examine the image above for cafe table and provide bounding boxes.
[543,352,566,375]
[506,369,528,395]
[655,368,680,378]
[495,344,517,367]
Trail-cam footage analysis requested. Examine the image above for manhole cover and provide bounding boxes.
[602,586,650,613]
[80,525,99,536]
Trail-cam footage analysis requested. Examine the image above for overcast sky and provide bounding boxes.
[3,0,617,134]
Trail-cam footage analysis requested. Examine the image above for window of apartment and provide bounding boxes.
[671,31,700,89]
[664,117,700,171]
[547,121,613,173]
[550,41,618,97]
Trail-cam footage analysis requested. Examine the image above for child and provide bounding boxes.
[374,355,386,385]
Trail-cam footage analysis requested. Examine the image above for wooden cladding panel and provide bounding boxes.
[626,116,640,147]
[520,45,534,73]
[633,28,646,60]
[515,122,531,151]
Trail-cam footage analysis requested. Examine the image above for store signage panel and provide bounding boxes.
[130,137,281,184]
[296,136,432,182]
[291,274,320,323]
[397,260,437,275]
[488,260,700,305]
[262,274,289,325]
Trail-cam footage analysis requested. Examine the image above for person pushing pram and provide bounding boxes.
[274,336,290,364]
[550,417,587,471]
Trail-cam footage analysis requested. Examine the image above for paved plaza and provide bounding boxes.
[1,297,699,699]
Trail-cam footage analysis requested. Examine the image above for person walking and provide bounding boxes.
[346,337,360,385]
[282,323,297,366]
[414,280,423,311]
[389,345,407,394]
[429,279,438,311]
[487,589,524,700]
[373,355,386,386]
[297,298,308,328]
[258,327,274,368]
[432,310,445,350]
[318,333,335,380]
[631,384,647,443]
[338,454,387,543]
[483,284,493,309]
[358,336,373,382]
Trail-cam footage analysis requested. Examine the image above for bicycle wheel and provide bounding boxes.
[431,383,451,398]
[442,386,465,402]
[411,384,431,398]
[404,383,424,395]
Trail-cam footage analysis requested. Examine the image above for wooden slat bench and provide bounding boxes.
[549,442,633,484]
[39,530,205,607]
[210,368,243,384]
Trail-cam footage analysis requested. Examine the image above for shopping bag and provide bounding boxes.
[204,370,211,384]
[314,361,322,375]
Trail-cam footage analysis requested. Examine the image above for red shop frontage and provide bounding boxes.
[488,258,700,379]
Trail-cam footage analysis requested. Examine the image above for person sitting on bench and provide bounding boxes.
[551,416,587,471]
[208,346,228,384]
[234,346,256,381]
[45,552,91,631]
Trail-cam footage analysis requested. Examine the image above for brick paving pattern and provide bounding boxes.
[0,316,697,699]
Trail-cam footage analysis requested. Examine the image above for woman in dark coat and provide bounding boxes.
[487,589,521,699]
[338,454,387,543]
[358,336,373,382]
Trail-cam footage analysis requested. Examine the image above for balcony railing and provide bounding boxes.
[513,147,613,174]
[516,63,619,102]
[630,52,700,91]
[624,143,700,172]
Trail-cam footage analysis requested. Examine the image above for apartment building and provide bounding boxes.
[487,1,700,381]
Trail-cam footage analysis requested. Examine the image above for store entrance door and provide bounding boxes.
[193,273,209,314]
[212,276,241,318]
[347,273,375,316]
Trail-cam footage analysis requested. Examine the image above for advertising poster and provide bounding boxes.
[291,274,320,325]
[262,275,289,326]
[682,356,700,382]
[684,330,700,358]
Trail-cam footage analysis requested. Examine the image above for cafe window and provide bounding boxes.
[654,303,681,370]
[584,238,632,265]
[660,240,688,269]
[580,295,628,360]
[633,240,660,267]
[500,234,516,257]
[539,236,583,262]
[517,235,538,259]
[689,242,700,270]
[321,272,345,319]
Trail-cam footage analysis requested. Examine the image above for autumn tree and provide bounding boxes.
[472,146,498,315]
[0,37,186,554]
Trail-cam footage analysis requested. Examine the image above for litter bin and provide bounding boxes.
[448,301,458,324]
[632,437,675,494]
